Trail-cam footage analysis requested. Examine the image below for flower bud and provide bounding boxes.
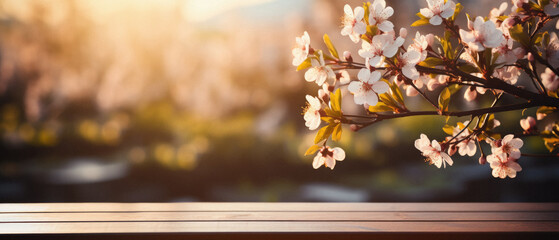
[537,113,547,120]
[527,52,534,62]
[448,145,457,156]
[478,155,487,165]
[425,34,435,47]
[520,116,536,131]
[350,124,359,132]
[343,51,353,62]
[318,89,329,103]
[502,17,518,29]
[464,86,477,102]
[399,28,407,38]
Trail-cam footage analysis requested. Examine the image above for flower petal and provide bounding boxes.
[372,80,389,94]
[332,147,346,161]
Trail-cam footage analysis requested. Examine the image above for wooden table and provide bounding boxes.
[0,203,558,239]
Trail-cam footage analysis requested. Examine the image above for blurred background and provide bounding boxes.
[0,0,558,203]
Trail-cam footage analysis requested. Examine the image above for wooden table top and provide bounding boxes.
[0,202,558,239]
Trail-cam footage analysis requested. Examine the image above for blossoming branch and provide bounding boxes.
[293,0,559,179]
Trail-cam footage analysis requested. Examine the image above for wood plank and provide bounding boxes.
[1,203,558,213]
[0,221,557,234]
[1,211,558,222]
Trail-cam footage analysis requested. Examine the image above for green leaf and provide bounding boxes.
[411,18,430,27]
[323,34,339,59]
[443,30,453,59]
[304,145,322,156]
[450,3,463,22]
[314,124,334,144]
[457,63,480,73]
[544,137,559,152]
[379,93,399,110]
[419,57,444,67]
[363,2,370,26]
[368,102,394,112]
[296,57,312,71]
[330,88,342,113]
[443,124,454,135]
[389,82,405,106]
[324,108,341,118]
[509,24,529,46]
[537,106,557,114]
[332,123,342,141]
[438,87,451,111]
[529,1,542,10]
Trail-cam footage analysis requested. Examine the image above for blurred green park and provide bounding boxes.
[0,0,558,202]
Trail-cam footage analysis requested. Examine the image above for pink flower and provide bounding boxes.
[348,68,389,106]
[398,50,421,80]
[368,0,394,32]
[292,31,311,66]
[420,0,456,26]
[459,16,505,52]
[452,122,477,157]
[341,4,366,43]
[415,134,453,168]
[520,116,536,132]
[542,68,559,91]
[358,33,404,66]
[305,52,335,86]
[545,32,559,68]
[313,146,346,170]
[487,153,522,179]
[303,95,322,131]
[489,134,524,159]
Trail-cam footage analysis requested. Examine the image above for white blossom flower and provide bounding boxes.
[341,4,366,43]
[489,134,524,159]
[292,31,311,66]
[489,2,508,23]
[399,50,421,80]
[348,68,389,106]
[420,0,456,26]
[493,66,521,85]
[464,85,487,102]
[459,16,505,52]
[408,32,432,62]
[368,0,394,32]
[545,32,559,68]
[415,134,453,168]
[542,68,559,91]
[520,116,536,132]
[427,74,448,91]
[487,153,522,179]
[359,33,404,66]
[305,52,335,86]
[313,146,346,170]
[452,122,477,156]
[303,95,322,131]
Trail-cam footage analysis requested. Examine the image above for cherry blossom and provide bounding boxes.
[313,146,346,170]
[489,134,524,159]
[303,95,322,131]
[368,0,394,32]
[348,68,389,106]
[341,4,366,43]
[408,32,432,62]
[520,116,536,132]
[415,134,453,168]
[305,52,335,86]
[358,33,404,66]
[545,32,559,68]
[452,122,477,156]
[487,153,522,179]
[542,68,559,91]
[427,74,449,91]
[464,85,487,102]
[420,0,456,26]
[398,50,421,80]
[493,66,521,85]
[338,70,351,84]
[489,2,508,23]
[459,16,505,52]
[292,31,311,66]
[404,75,429,96]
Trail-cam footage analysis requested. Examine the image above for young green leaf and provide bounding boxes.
[332,123,342,141]
[323,34,339,59]
[296,57,312,71]
[443,124,454,135]
[438,87,451,111]
[450,3,463,22]
[419,57,444,67]
[314,124,335,144]
[509,24,529,46]
[389,82,405,106]
[368,102,394,112]
[411,18,430,27]
[304,145,322,156]
[330,88,342,113]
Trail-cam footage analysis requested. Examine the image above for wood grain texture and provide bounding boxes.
[0,203,557,238]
